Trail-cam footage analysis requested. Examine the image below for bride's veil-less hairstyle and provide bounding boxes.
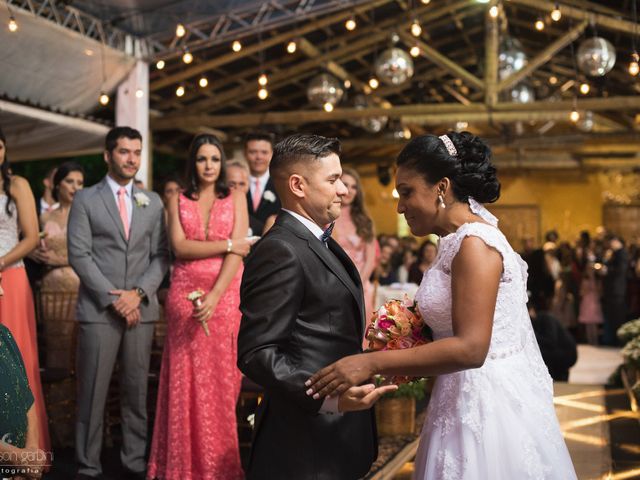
[396,131,501,204]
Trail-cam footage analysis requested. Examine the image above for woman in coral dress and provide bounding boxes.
[578,261,603,345]
[0,127,50,453]
[333,167,377,325]
[148,134,252,480]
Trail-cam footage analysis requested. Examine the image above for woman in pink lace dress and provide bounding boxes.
[333,168,377,326]
[148,134,252,480]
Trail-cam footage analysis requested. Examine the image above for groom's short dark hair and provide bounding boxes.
[105,126,142,154]
[270,134,341,181]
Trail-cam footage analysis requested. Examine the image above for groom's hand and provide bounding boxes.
[306,353,375,399]
[337,384,398,412]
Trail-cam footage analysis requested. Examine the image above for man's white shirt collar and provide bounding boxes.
[106,174,133,197]
[282,209,324,241]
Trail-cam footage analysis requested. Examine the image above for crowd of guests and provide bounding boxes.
[0,122,637,479]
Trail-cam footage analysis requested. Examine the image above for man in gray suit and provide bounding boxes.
[68,126,169,480]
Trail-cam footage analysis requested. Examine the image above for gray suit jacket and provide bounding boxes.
[68,177,170,323]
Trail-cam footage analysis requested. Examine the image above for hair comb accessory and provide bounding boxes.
[439,134,457,157]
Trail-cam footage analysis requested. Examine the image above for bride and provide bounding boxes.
[306,132,577,479]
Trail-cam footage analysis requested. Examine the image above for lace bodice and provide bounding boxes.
[0,195,23,268]
[416,221,531,359]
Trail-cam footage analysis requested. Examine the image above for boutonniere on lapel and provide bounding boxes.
[134,192,150,208]
[263,190,276,203]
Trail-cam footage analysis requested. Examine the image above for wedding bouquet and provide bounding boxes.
[366,296,431,385]
[187,289,210,336]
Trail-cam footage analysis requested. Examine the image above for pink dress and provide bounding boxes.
[578,276,603,325]
[148,194,244,480]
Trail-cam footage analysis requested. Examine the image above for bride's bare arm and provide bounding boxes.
[306,236,502,399]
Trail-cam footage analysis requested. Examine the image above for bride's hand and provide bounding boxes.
[337,383,398,412]
[305,353,375,400]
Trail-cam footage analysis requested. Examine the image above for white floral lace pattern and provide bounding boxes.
[412,218,577,480]
[0,195,23,268]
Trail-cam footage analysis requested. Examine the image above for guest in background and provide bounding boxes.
[578,261,603,346]
[31,162,84,371]
[148,134,252,480]
[408,238,438,285]
[0,323,47,479]
[527,248,556,311]
[601,233,628,346]
[38,166,59,216]
[0,127,50,453]
[333,167,377,323]
[159,177,183,208]
[375,243,398,286]
[226,160,250,194]
[244,132,280,235]
[397,248,416,284]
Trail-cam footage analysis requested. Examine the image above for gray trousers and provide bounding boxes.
[75,320,154,476]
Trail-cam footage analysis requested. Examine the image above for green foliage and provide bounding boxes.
[618,319,640,344]
[622,336,640,369]
[376,377,428,400]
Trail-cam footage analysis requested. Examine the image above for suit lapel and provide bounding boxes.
[128,185,146,245]
[98,178,127,242]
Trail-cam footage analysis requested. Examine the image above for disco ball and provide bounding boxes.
[576,110,594,132]
[499,37,527,80]
[307,73,344,109]
[374,47,414,86]
[349,94,388,133]
[577,37,616,77]
[502,82,535,103]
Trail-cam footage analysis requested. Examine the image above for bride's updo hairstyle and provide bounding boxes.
[396,131,501,204]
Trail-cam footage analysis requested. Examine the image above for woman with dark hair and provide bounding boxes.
[148,134,253,480]
[334,167,377,323]
[30,161,84,372]
[308,132,577,479]
[408,238,438,284]
[0,127,50,453]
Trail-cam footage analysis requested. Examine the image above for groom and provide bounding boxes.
[238,134,392,480]
[68,126,169,480]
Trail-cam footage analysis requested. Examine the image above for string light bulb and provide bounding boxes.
[176,23,186,38]
[287,40,297,54]
[176,85,185,97]
[135,89,144,98]
[345,16,356,31]
[8,16,18,32]
[156,60,165,70]
[257,87,268,100]
[232,40,242,52]
[323,102,334,112]
[629,53,640,76]
[199,77,208,88]
[368,77,379,89]
[579,82,590,95]
[410,45,420,57]
[489,5,499,18]
[344,80,352,89]
[182,49,193,64]
[570,109,580,122]
[551,3,561,21]
[549,75,558,85]
[420,0,431,3]
[535,18,545,31]
[410,20,422,37]
[99,92,109,106]
[258,73,268,86]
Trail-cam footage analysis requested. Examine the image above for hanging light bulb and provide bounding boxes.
[549,75,558,85]
[489,5,499,18]
[535,18,545,31]
[199,77,208,88]
[368,77,379,89]
[156,60,165,70]
[410,20,422,37]
[99,92,109,106]
[8,16,18,32]
[323,102,334,112]
[410,45,420,57]
[257,87,268,100]
[551,3,561,21]
[176,85,185,97]
[344,79,352,89]
[579,82,590,95]
[135,89,144,98]
[232,40,242,52]
[345,16,356,31]
[182,49,193,64]
[176,23,186,38]
[403,126,412,139]
[570,109,580,122]
[629,53,640,76]
[287,40,297,54]
[258,73,268,86]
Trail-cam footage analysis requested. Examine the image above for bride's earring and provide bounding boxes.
[438,194,446,209]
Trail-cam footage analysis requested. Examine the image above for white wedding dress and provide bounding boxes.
[413,199,577,480]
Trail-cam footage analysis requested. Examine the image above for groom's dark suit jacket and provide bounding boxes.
[238,211,377,480]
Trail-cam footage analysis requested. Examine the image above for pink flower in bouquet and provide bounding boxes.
[386,336,415,351]
[378,319,394,330]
